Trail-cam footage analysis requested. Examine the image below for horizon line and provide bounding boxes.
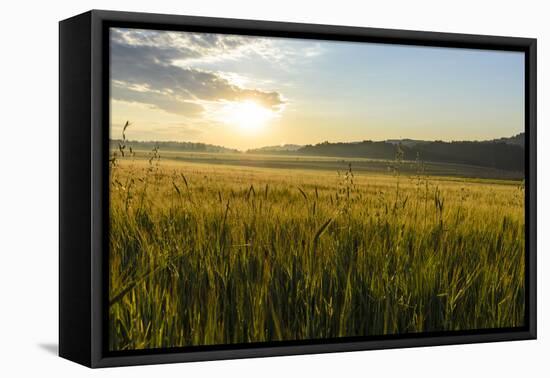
[109,132,524,152]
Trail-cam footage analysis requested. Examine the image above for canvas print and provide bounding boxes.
[108,27,525,352]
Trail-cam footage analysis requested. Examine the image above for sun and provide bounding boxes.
[225,101,274,133]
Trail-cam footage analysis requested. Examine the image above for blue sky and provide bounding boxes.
[110,28,524,150]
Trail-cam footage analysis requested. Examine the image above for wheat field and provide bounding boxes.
[108,153,525,351]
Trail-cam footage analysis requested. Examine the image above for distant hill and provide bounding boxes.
[385,139,429,147]
[247,144,303,154]
[112,133,525,174]
[296,138,524,173]
[386,133,525,148]
[489,132,525,148]
[110,139,240,154]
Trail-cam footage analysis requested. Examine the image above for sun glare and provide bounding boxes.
[224,101,274,133]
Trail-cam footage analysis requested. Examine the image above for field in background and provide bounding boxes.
[108,152,525,351]
[127,149,525,180]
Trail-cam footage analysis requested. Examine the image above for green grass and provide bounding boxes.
[108,154,525,351]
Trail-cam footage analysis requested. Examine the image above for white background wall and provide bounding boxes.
[1,0,547,376]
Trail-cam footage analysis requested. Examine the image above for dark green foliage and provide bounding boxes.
[298,140,524,172]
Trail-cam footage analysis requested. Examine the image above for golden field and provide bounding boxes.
[108,153,525,351]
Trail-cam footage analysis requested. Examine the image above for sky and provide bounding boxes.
[110,27,525,151]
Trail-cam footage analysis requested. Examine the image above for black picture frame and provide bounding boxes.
[59,9,537,368]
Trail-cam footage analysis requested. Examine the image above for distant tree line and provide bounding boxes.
[110,139,240,154]
[298,140,524,172]
[111,135,525,173]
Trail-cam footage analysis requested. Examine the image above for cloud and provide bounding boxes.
[111,28,252,57]
[111,82,204,116]
[153,122,204,138]
[110,28,285,116]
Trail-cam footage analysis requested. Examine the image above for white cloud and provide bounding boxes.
[111,28,286,117]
